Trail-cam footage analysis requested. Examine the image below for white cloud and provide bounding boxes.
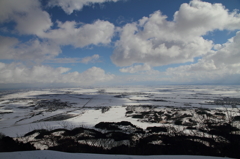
[63,66,114,83]
[0,62,114,85]
[14,9,52,35]
[166,31,240,83]
[116,31,240,84]
[0,36,61,62]
[0,0,116,49]
[48,0,119,14]
[210,32,240,66]
[0,0,38,22]
[0,0,115,53]
[111,0,240,67]
[0,0,114,48]
[0,36,19,59]
[174,0,240,36]
[0,0,52,35]
[41,20,115,48]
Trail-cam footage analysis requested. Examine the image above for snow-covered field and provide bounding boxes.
[0,150,232,159]
[0,85,240,137]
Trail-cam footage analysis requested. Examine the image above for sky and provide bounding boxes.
[0,0,240,88]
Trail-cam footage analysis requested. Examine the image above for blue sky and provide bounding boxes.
[0,0,240,88]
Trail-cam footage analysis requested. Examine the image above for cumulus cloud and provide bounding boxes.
[0,36,61,62]
[174,0,240,36]
[0,0,115,48]
[41,20,114,48]
[1,21,109,62]
[0,0,52,35]
[0,62,114,85]
[210,32,240,65]
[48,0,119,14]
[111,0,240,67]
[63,66,114,83]
[166,31,240,83]
[116,30,240,84]
[0,36,19,58]
[0,18,114,62]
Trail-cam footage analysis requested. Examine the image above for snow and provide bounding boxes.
[0,150,233,159]
[0,85,240,137]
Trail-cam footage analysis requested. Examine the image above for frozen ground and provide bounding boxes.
[0,150,232,159]
[0,85,240,137]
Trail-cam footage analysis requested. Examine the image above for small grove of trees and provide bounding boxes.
[0,132,35,152]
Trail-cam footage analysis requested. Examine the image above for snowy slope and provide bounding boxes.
[0,150,233,159]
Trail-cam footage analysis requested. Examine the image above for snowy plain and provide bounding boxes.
[0,85,240,137]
